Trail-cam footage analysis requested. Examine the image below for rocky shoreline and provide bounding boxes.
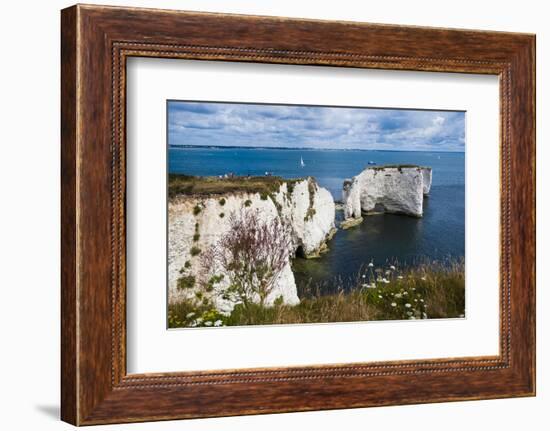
[168,176,336,313]
[168,165,431,314]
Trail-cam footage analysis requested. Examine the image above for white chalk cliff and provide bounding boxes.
[421,167,432,195]
[168,178,336,313]
[342,165,432,220]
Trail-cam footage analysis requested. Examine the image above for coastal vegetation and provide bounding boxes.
[168,259,465,328]
[369,164,426,171]
[167,168,463,328]
[168,174,304,199]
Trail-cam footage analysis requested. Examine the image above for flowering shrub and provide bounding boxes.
[168,301,227,328]
[363,284,427,320]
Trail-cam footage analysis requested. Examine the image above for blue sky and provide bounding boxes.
[168,101,465,152]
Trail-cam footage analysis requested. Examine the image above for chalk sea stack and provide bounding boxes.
[342,165,432,222]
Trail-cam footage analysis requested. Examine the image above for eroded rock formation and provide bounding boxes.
[342,165,432,221]
[168,177,336,313]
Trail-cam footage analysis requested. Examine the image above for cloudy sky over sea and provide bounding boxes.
[168,101,465,152]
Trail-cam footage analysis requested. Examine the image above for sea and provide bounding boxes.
[169,146,465,293]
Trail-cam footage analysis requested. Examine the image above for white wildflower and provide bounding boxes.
[204,321,213,327]
[405,303,412,308]
[378,295,383,299]
[420,299,424,303]
[395,293,402,299]
[382,278,390,284]
[368,262,374,268]
[391,302,397,307]
[421,276,427,281]
[390,265,396,270]
[214,320,223,327]
[397,275,404,280]
[403,291,408,295]
[186,312,195,319]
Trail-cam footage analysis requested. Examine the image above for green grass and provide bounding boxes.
[369,164,431,173]
[168,174,305,199]
[168,260,464,328]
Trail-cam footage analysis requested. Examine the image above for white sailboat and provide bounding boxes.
[300,156,305,168]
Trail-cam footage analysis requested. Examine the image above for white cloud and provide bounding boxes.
[168,102,465,152]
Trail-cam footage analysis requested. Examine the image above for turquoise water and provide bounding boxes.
[169,146,465,292]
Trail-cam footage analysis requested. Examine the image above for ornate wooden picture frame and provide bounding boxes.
[61,4,535,425]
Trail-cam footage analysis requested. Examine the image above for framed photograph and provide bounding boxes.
[61,4,536,425]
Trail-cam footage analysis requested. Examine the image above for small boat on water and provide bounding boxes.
[300,156,305,168]
[368,161,377,165]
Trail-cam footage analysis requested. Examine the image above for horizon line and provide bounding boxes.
[168,144,466,154]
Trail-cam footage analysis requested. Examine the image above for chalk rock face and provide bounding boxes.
[421,167,432,195]
[342,166,431,219]
[279,178,337,257]
[168,178,336,313]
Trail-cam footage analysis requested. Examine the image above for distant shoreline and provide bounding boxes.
[169,144,465,154]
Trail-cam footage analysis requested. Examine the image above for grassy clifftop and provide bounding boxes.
[369,164,429,171]
[168,174,306,199]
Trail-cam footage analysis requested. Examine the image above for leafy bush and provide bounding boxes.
[204,274,225,292]
[190,246,201,257]
[193,205,202,215]
[177,275,196,290]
